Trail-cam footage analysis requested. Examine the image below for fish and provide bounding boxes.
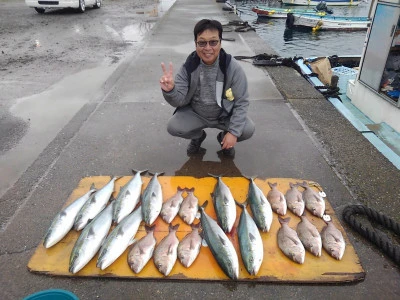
[277,217,305,264]
[266,182,287,216]
[321,216,346,260]
[209,174,236,233]
[245,177,273,232]
[299,181,325,218]
[198,201,239,280]
[113,169,147,224]
[153,223,180,276]
[178,187,199,225]
[160,186,185,224]
[97,205,143,270]
[74,176,118,231]
[296,212,322,257]
[236,201,264,276]
[127,225,157,274]
[285,182,305,217]
[177,222,202,268]
[43,184,97,248]
[69,201,114,274]
[141,172,164,226]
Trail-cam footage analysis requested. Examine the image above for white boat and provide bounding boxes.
[287,13,371,30]
[282,0,360,6]
[294,55,400,170]
[252,6,329,19]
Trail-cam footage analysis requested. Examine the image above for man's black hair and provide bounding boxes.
[193,19,223,41]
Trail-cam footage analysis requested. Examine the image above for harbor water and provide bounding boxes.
[233,0,372,57]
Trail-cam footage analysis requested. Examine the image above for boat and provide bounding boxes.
[286,13,371,31]
[251,6,329,19]
[294,55,400,170]
[282,0,360,6]
[252,1,334,18]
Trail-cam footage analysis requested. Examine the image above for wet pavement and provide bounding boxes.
[0,0,399,299]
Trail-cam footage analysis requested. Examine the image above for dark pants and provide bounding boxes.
[167,106,255,140]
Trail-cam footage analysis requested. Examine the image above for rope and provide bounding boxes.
[342,205,400,266]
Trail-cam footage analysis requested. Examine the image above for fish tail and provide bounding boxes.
[169,223,180,232]
[208,173,223,178]
[198,200,208,211]
[132,169,148,175]
[145,224,156,233]
[243,175,257,181]
[268,182,277,188]
[148,171,165,177]
[234,200,247,208]
[177,186,186,192]
[278,216,291,225]
[190,221,201,230]
[298,181,309,188]
[186,187,195,193]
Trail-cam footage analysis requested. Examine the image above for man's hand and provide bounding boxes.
[221,132,237,150]
[160,62,175,92]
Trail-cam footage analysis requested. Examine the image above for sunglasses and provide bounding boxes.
[196,39,220,48]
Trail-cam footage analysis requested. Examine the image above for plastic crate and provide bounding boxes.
[332,66,358,94]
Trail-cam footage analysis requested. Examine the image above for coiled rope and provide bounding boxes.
[342,205,400,266]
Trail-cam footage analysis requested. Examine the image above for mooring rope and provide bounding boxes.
[342,204,400,266]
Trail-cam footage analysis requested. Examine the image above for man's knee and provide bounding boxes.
[167,120,181,137]
[238,119,255,141]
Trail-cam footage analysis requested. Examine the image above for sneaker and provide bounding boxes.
[217,131,235,158]
[187,130,207,155]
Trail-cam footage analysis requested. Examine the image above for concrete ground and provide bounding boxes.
[0,0,399,299]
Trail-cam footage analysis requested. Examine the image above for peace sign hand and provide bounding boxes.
[160,62,175,92]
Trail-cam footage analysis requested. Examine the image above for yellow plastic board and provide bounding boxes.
[28,176,365,282]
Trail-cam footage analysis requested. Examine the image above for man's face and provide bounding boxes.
[195,29,221,65]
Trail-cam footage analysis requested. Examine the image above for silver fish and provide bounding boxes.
[296,212,322,257]
[178,187,199,225]
[199,201,239,280]
[277,217,305,264]
[113,169,147,224]
[97,206,143,270]
[153,223,180,276]
[321,216,345,260]
[267,182,287,216]
[209,174,236,233]
[300,181,325,218]
[236,201,264,276]
[69,202,114,274]
[74,176,118,231]
[127,225,157,274]
[160,186,185,224]
[177,222,202,268]
[285,182,305,217]
[141,172,164,226]
[43,184,97,248]
[246,177,273,232]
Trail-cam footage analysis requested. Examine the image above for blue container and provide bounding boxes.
[23,289,79,300]
[332,66,358,94]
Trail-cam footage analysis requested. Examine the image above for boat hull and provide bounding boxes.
[282,0,360,6]
[252,6,326,19]
[290,14,370,31]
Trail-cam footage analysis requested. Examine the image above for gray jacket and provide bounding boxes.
[162,49,250,137]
